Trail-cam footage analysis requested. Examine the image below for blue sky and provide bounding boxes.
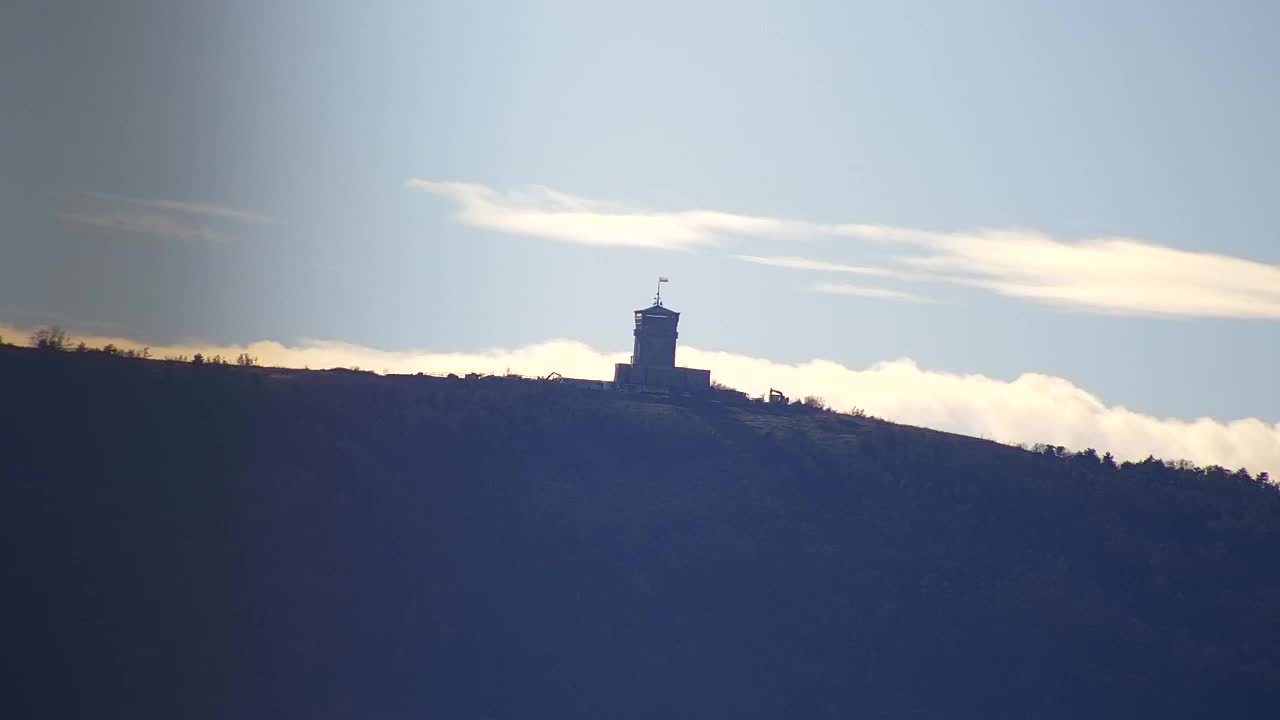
[4,1,1279,468]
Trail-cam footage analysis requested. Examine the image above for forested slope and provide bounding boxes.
[4,346,1279,719]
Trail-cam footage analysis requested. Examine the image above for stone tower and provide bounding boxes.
[631,303,679,368]
[613,278,711,393]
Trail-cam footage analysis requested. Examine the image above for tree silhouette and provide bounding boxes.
[801,395,828,410]
[29,326,69,351]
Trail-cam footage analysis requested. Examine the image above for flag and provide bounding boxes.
[658,276,669,282]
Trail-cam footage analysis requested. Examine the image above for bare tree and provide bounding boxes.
[30,326,69,351]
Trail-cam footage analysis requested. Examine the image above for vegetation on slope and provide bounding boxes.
[3,344,1279,719]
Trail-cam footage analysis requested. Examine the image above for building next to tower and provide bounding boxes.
[612,278,712,394]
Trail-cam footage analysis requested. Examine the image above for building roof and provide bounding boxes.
[635,303,679,317]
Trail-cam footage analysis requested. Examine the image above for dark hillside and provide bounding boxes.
[3,345,1279,719]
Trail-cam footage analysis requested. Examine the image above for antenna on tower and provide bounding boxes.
[655,276,669,306]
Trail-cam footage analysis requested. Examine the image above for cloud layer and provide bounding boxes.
[6,323,1275,474]
[413,179,1280,319]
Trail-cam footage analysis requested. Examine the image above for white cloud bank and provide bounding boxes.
[5,323,1275,474]
[412,179,1280,319]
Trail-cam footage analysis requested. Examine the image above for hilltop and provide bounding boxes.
[4,344,1279,719]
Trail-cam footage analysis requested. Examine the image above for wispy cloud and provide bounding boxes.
[754,227,1280,318]
[737,254,932,302]
[883,230,1280,319]
[407,180,815,250]
[60,209,231,243]
[810,282,936,303]
[743,231,1280,319]
[735,254,902,277]
[79,191,270,224]
[5,322,1277,473]
[413,180,1280,319]
[60,191,268,243]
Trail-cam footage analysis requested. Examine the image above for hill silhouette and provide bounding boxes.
[4,344,1279,719]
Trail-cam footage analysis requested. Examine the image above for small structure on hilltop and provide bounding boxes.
[613,278,712,394]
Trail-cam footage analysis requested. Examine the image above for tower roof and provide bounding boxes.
[635,303,679,317]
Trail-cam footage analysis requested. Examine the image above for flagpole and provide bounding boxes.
[655,276,668,306]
